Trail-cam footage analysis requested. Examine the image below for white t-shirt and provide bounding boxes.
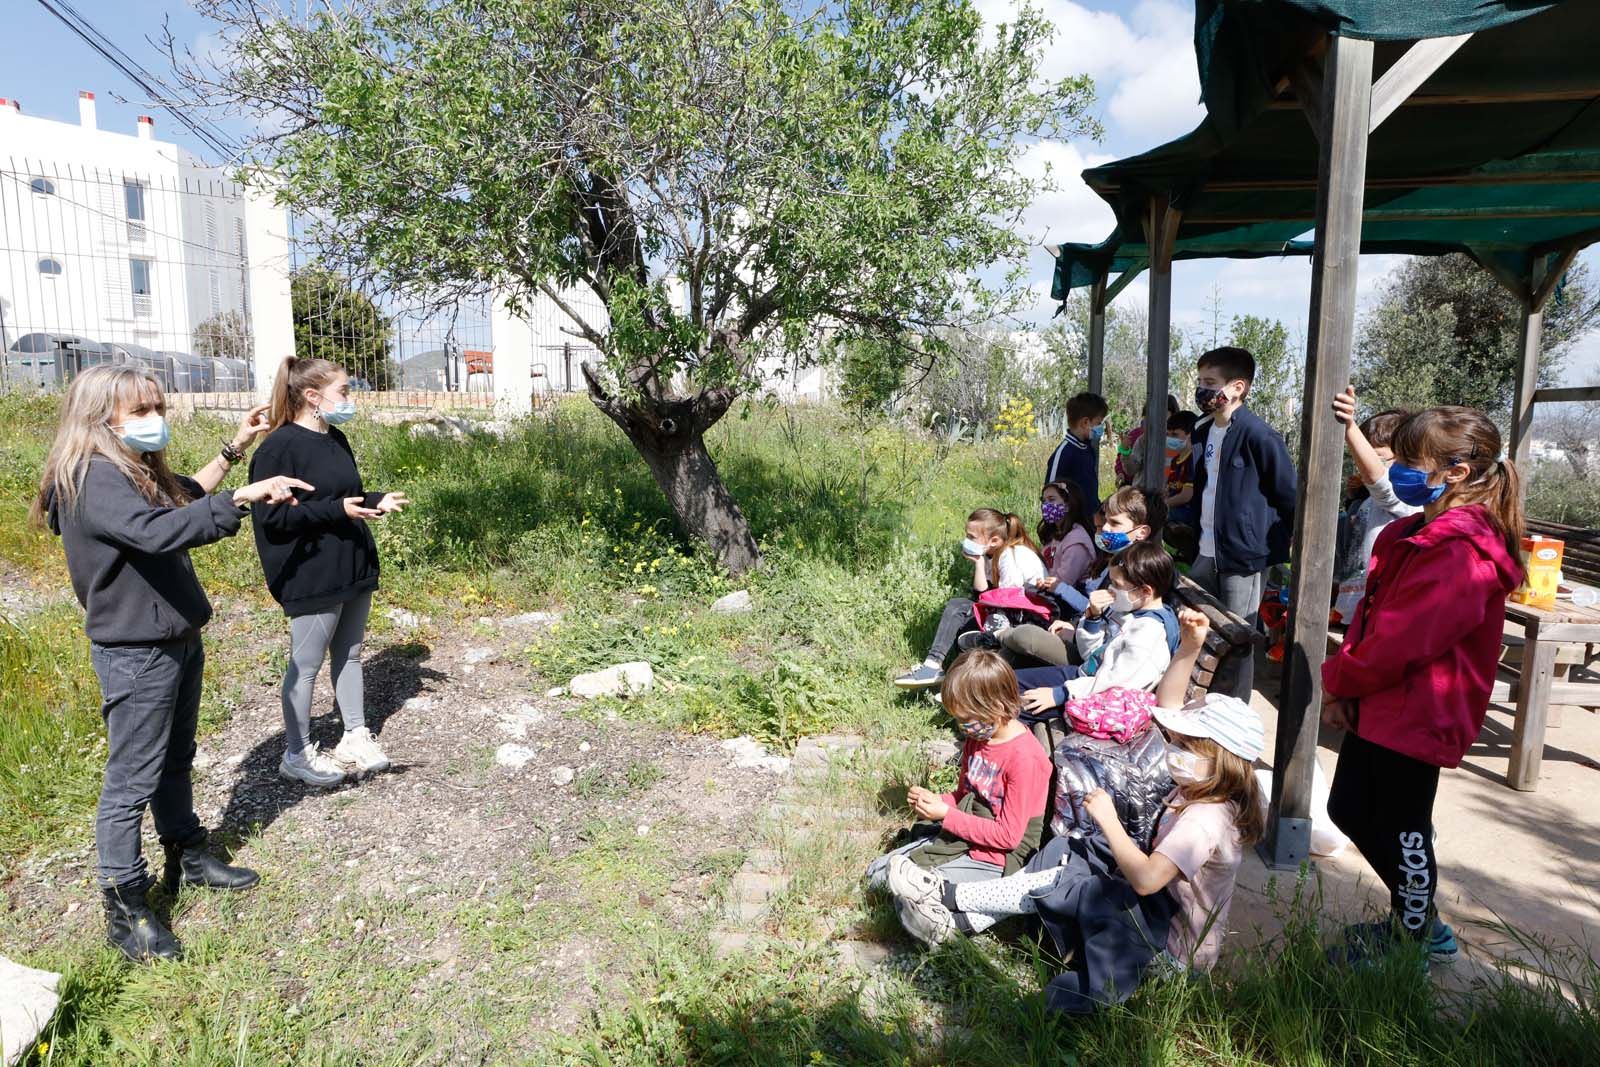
[995,545,1046,588]
[1198,420,1230,558]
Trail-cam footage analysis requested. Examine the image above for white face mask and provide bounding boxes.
[1110,587,1138,615]
[1166,749,1213,785]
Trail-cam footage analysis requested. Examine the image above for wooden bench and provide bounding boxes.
[1027,575,1261,755]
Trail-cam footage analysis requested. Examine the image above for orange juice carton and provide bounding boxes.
[1511,535,1564,610]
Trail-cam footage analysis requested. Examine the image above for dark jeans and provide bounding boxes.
[1327,731,1441,938]
[90,635,206,889]
[1013,664,1083,722]
[928,597,977,665]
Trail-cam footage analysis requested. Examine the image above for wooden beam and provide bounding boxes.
[1182,170,1600,193]
[1368,33,1472,132]
[1271,86,1600,110]
[1189,206,1600,225]
[1087,272,1107,397]
[1531,244,1583,311]
[1510,294,1544,473]
[1287,57,1323,142]
[1264,33,1375,872]
[1532,385,1600,404]
[1140,196,1180,494]
[1104,261,1147,304]
[1466,247,1532,301]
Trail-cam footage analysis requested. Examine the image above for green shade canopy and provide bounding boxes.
[1053,0,1600,304]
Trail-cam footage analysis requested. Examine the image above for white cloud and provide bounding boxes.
[1016,139,1118,245]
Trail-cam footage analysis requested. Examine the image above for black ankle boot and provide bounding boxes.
[103,880,182,962]
[162,835,261,893]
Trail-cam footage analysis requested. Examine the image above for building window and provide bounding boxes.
[29,177,55,196]
[123,180,146,221]
[129,258,153,316]
[37,257,63,277]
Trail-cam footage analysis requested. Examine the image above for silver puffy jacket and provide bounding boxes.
[1051,728,1174,849]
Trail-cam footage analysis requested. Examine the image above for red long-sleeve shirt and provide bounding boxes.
[939,729,1052,866]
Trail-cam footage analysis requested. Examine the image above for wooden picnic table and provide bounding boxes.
[1503,597,1600,791]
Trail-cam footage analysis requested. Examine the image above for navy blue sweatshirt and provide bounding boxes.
[249,423,382,616]
[1189,405,1297,577]
[1045,433,1098,506]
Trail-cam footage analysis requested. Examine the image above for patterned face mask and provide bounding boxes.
[958,718,998,741]
[1041,500,1068,524]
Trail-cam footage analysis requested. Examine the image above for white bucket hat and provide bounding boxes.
[1152,693,1265,762]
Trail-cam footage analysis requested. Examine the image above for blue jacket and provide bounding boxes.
[1045,434,1098,507]
[1190,405,1297,577]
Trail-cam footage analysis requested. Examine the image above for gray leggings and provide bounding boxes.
[281,591,372,754]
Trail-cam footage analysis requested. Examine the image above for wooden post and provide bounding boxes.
[1088,272,1107,397]
[1263,34,1374,870]
[1510,293,1544,471]
[1141,196,1180,494]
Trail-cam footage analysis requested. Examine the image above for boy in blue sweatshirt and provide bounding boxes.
[1045,392,1108,507]
[1188,347,1297,700]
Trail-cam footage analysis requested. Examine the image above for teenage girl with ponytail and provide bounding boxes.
[250,357,410,787]
[1321,405,1524,968]
[894,508,1045,689]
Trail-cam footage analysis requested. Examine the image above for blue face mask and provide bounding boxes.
[1388,462,1449,507]
[1089,424,1105,444]
[115,414,170,454]
[961,537,987,558]
[1165,436,1186,453]
[320,398,357,426]
[1095,529,1131,553]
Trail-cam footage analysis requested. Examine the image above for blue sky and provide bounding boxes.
[6,0,1597,383]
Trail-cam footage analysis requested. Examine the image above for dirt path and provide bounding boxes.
[3,606,788,1050]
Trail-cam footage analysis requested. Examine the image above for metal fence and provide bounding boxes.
[1,157,254,394]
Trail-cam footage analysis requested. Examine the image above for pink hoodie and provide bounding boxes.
[1322,504,1522,768]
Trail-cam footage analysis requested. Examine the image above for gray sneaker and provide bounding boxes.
[886,854,945,906]
[893,665,945,689]
[896,894,958,946]
[279,745,346,788]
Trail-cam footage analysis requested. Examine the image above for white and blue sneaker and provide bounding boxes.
[894,665,945,689]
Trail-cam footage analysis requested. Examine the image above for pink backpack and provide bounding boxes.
[971,586,1053,630]
[1062,686,1154,744]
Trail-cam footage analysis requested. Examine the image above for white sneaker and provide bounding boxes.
[279,745,347,787]
[334,727,391,774]
[886,853,945,906]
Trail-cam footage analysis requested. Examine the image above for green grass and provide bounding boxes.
[3,392,1597,1065]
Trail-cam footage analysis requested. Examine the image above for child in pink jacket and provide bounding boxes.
[1320,406,1523,969]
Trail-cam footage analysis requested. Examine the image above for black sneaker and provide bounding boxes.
[893,665,945,689]
[957,630,998,653]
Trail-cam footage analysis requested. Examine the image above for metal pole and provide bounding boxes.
[1264,33,1375,870]
[1088,271,1107,397]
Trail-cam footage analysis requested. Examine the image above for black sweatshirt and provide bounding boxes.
[49,460,245,645]
[248,423,381,617]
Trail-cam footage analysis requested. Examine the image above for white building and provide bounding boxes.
[0,93,250,366]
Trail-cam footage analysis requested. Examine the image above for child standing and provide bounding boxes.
[1322,406,1523,967]
[1045,392,1109,509]
[895,509,1044,689]
[1189,347,1297,699]
[1163,411,1198,526]
[1330,389,1417,622]
[1013,541,1177,713]
[35,365,308,961]
[869,651,1051,903]
[890,610,1266,988]
[251,357,411,787]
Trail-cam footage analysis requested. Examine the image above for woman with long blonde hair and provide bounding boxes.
[249,356,409,787]
[35,364,308,962]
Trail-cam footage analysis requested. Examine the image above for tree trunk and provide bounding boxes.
[582,363,763,574]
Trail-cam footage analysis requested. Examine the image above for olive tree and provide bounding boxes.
[179,0,1093,572]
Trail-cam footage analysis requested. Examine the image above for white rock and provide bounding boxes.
[463,646,496,666]
[545,686,567,698]
[505,611,562,628]
[386,608,422,629]
[636,824,651,837]
[711,589,754,614]
[0,955,60,1067]
[403,696,435,713]
[578,741,591,753]
[494,744,536,770]
[568,661,654,699]
[551,766,576,786]
[720,735,792,774]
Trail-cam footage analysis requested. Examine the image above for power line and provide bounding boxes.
[30,0,241,161]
